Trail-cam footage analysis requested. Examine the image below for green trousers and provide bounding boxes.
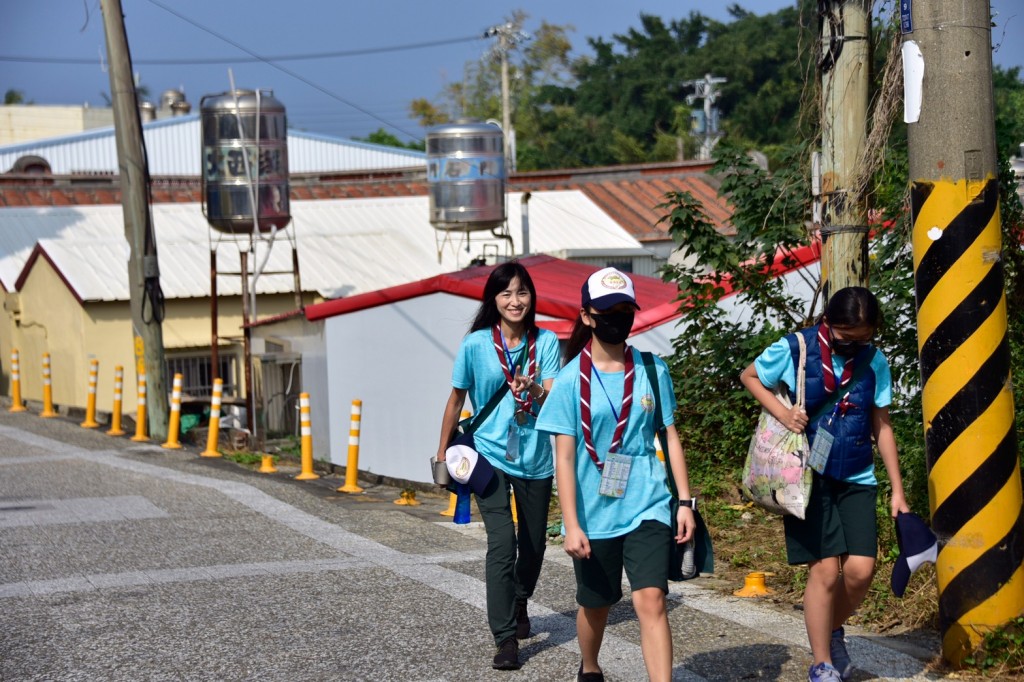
[474,468,553,646]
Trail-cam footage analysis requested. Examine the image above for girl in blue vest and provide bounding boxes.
[537,267,695,682]
[434,261,560,671]
[740,287,909,682]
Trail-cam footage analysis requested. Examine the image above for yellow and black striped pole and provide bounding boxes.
[906,0,1024,664]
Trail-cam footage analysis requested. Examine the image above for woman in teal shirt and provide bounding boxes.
[434,261,559,671]
[536,267,695,682]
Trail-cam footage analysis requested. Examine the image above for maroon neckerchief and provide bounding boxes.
[817,321,854,394]
[579,339,634,471]
[492,324,537,415]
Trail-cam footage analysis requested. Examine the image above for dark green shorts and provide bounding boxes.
[572,520,671,608]
[783,474,878,564]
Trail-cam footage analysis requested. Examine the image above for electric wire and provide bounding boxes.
[140,0,425,140]
[0,35,483,65]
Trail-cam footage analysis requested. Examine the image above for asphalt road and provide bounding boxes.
[0,408,946,681]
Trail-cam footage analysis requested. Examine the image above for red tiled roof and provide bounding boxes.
[0,160,734,239]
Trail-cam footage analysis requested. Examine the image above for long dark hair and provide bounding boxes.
[821,286,883,330]
[469,260,539,333]
[563,315,592,363]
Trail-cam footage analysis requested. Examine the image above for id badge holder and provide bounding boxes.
[599,452,632,498]
[507,412,536,462]
[808,428,834,474]
[506,417,521,462]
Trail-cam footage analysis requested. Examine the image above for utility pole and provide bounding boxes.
[100,0,169,440]
[485,23,528,174]
[682,73,727,160]
[817,0,871,297]
[904,0,1024,665]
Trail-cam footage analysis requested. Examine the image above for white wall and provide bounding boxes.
[323,292,479,482]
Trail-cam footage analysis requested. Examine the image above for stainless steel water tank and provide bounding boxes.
[426,120,505,231]
[200,89,290,234]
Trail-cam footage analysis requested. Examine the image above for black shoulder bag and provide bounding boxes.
[641,351,714,581]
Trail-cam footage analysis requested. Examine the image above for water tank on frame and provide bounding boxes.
[426,120,505,232]
[201,89,290,234]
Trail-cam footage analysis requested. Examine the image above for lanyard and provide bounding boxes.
[817,323,854,393]
[492,324,537,415]
[579,339,634,470]
[591,367,620,423]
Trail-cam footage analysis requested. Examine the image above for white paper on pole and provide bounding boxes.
[902,40,924,123]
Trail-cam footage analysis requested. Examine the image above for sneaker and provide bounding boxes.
[577,662,605,681]
[515,599,531,639]
[493,637,521,670]
[830,627,853,680]
[808,662,843,682]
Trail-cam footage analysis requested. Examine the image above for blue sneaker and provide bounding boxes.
[808,662,843,682]
[830,627,852,680]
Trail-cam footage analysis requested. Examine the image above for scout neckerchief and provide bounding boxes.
[579,339,634,471]
[817,321,854,394]
[492,324,537,417]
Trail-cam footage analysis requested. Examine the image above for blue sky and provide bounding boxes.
[2,1,1022,143]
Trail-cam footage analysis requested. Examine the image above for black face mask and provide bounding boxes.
[591,311,634,345]
[831,340,864,357]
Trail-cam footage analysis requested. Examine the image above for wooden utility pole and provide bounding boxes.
[818,0,871,296]
[904,0,1024,665]
[100,0,169,440]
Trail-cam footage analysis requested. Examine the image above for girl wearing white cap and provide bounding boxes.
[434,260,560,671]
[536,267,695,682]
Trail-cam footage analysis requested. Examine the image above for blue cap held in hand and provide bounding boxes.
[891,511,938,598]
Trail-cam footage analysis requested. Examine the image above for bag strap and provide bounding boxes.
[642,351,678,498]
[462,350,523,436]
[795,333,807,410]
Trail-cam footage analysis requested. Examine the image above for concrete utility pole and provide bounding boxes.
[100,0,169,440]
[817,0,871,297]
[485,23,528,174]
[683,73,727,160]
[904,0,1024,665]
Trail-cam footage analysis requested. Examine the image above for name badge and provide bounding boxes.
[506,420,520,462]
[599,452,632,498]
[808,428,834,474]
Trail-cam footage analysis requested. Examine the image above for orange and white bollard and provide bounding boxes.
[161,373,183,449]
[9,349,26,412]
[40,353,56,418]
[200,378,223,457]
[80,358,100,428]
[131,373,149,441]
[440,409,472,517]
[295,392,319,480]
[337,399,364,493]
[106,365,125,436]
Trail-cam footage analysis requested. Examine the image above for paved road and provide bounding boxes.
[0,410,946,681]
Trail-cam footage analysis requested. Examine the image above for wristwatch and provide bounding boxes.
[678,497,698,511]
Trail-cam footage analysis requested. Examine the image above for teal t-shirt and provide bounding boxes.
[536,347,676,540]
[452,327,561,479]
[753,337,893,485]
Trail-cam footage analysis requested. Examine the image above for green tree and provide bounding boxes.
[656,23,1024,515]
[352,128,425,151]
[4,89,28,105]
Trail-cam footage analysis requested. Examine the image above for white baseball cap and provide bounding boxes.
[582,267,640,311]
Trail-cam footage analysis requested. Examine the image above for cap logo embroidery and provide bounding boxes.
[601,272,628,290]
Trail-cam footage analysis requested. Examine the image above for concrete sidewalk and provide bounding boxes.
[0,410,946,681]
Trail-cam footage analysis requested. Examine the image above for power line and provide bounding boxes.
[0,35,483,65]
[137,0,428,140]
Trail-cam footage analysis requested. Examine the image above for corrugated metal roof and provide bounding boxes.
[0,190,648,302]
[0,115,425,176]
